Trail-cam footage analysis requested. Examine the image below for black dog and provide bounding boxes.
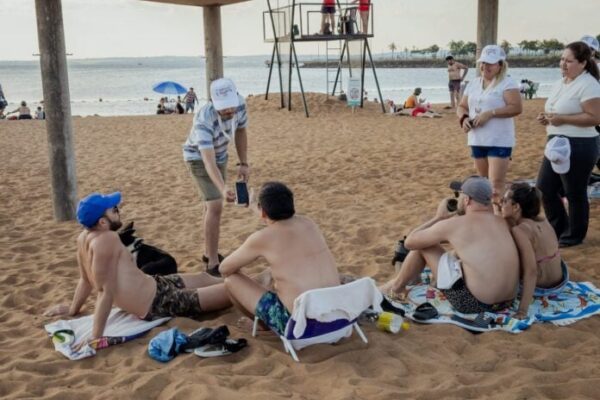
[118,221,177,276]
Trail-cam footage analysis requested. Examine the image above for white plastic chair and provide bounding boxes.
[252,277,383,362]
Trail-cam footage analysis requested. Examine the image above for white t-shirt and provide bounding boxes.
[544,72,600,138]
[464,76,519,147]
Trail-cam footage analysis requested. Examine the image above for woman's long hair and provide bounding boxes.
[566,41,600,80]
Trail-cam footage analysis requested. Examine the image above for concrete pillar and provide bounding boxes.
[35,0,77,221]
[476,0,498,75]
[203,6,224,97]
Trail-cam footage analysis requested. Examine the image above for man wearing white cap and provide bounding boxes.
[183,78,250,275]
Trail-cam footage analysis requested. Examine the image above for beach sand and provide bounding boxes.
[1,96,599,399]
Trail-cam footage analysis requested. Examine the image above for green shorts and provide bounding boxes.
[186,159,227,201]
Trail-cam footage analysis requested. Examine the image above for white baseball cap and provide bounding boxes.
[210,78,239,111]
[581,35,599,52]
[477,45,506,64]
[544,136,571,174]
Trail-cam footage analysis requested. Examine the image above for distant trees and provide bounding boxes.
[389,42,397,59]
[448,40,477,55]
[500,40,512,55]
[518,39,564,55]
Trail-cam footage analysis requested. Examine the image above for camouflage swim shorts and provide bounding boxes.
[143,274,203,321]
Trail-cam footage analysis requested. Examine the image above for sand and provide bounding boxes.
[1,95,599,399]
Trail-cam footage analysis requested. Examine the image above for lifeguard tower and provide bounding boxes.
[263,0,385,117]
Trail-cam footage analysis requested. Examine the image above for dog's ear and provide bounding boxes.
[122,221,134,232]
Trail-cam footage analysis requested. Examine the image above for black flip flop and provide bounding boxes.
[412,302,439,321]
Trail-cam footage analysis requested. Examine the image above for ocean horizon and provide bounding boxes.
[1,55,560,117]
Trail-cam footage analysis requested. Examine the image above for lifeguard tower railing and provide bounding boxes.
[263,0,385,117]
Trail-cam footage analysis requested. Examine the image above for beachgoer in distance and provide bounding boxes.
[43,192,232,347]
[445,55,468,109]
[176,97,185,114]
[580,35,600,67]
[8,101,32,120]
[501,183,567,319]
[403,87,441,118]
[320,0,336,35]
[536,41,600,248]
[457,44,523,202]
[183,78,250,276]
[35,106,45,120]
[183,87,199,113]
[0,84,7,115]
[381,176,520,314]
[351,0,371,34]
[220,182,340,335]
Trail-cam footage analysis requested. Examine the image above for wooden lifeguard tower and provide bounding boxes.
[263,0,385,117]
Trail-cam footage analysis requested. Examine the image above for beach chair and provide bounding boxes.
[252,277,383,362]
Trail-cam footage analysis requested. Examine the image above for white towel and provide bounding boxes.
[45,308,170,360]
[290,277,383,338]
[436,252,463,289]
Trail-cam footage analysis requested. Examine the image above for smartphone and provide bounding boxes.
[235,181,249,206]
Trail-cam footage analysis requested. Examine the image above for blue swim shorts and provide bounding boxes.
[470,145,512,159]
[255,291,291,336]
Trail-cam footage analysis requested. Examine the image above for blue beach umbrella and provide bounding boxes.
[152,81,187,95]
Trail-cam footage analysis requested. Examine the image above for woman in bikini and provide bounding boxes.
[501,182,568,319]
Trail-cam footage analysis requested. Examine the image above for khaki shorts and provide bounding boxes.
[186,159,227,201]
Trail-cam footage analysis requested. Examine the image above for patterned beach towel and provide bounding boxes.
[45,308,170,360]
[387,280,600,333]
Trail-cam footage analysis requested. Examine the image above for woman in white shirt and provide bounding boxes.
[457,45,523,200]
[536,41,600,248]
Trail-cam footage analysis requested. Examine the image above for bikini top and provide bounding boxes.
[536,250,560,264]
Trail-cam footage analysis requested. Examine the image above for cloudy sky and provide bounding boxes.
[1,0,598,60]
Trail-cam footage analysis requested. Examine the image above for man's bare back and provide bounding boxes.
[438,211,519,303]
[245,215,340,311]
[78,230,156,318]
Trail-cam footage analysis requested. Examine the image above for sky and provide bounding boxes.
[0,0,598,61]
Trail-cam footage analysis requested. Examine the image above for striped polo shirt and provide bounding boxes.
[182,94,248,164]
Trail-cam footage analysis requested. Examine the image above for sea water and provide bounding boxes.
[0,55,560,117]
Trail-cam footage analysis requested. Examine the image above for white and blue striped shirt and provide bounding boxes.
[182,94,248,164]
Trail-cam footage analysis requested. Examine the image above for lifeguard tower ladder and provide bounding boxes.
[263,0,385,117]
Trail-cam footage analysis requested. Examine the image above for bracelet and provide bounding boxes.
[236,162,248,167]
[459,114,469,127]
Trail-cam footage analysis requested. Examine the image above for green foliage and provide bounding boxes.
[447,40,476,55]
[500,40,512,54]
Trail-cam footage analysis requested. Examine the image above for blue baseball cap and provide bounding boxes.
[77,192,121,228]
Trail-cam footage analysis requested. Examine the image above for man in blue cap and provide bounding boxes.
[44,191,232,344]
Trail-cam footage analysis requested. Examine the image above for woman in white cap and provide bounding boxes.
[536,41,600,247]
[457,44,523,201]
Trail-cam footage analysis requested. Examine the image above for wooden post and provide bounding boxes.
[35,0,77,221]
[476,0,498,75]
[203,5,224,97]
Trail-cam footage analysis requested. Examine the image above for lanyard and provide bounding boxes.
[216,110,237,142]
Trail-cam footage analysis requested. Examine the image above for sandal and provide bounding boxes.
[412,302,439,321]
[206,264,221,277]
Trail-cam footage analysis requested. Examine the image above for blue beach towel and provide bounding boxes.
[386,278,600,333]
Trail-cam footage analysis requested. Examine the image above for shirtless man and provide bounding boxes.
[219,182,340,335]
[44,192,231,343]
[382,177,519,313]
[446,55,468,109]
